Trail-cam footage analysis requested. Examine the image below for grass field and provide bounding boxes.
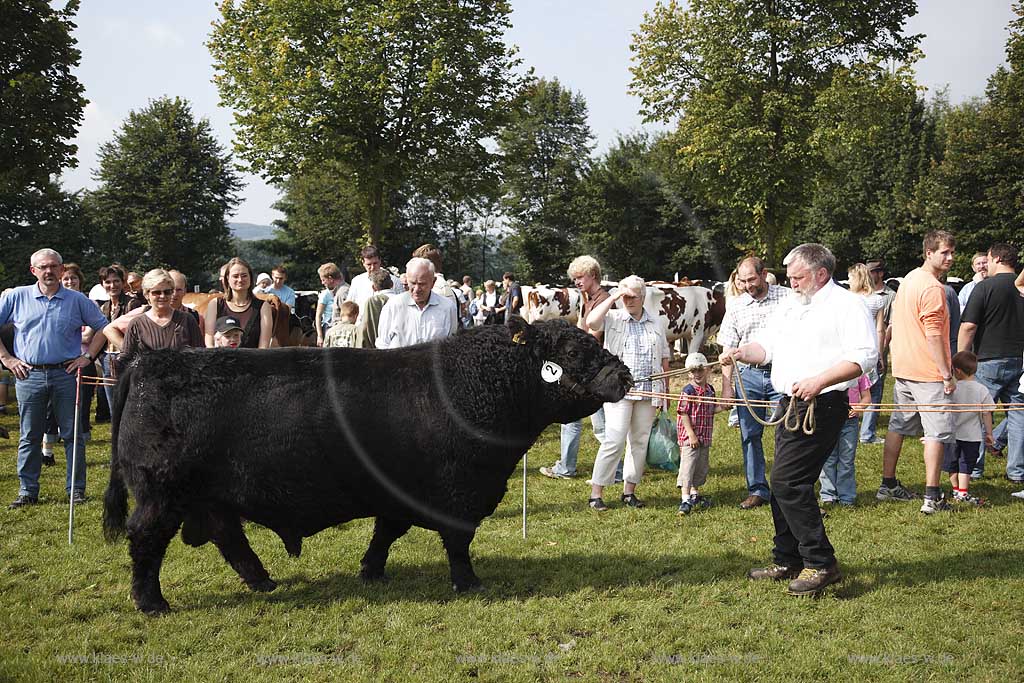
[1,373,1023,682]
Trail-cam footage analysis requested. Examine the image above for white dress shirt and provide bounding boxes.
[375,290,458,349]
[755,280,878,396]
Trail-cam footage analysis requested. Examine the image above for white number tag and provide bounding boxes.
[541,361,563,383]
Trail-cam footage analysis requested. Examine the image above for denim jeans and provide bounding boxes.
[553,407,606,477]
[736,366,777,498]
[819,416,859,504]
[972,357,1024,480]
[972,418,1009,478]
[98,352,117,413]
[859,372,886,442]
[15,368,86,497]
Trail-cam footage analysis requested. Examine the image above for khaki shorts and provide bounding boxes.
[887,379,955,443]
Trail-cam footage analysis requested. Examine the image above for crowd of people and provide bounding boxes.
[2,235,1022,596]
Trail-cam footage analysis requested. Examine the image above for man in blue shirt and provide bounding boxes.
[0,248,110,508]
[266,265,297,309]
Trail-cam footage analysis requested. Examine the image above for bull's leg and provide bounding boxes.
[208,512,277,593]
[126,503,183,615]
[359,517,412,583]
[439,528,481,593]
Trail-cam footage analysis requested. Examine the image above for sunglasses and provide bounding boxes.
[149,288,174,297]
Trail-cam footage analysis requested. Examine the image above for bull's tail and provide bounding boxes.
[102,361,135,542]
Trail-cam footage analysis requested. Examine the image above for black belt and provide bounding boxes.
[30,361,75,370]
[742,363,772,372]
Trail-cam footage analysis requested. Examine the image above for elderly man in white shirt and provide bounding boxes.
[724,243,877,598]
[375,258,458,349]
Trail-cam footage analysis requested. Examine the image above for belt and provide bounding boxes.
[741,363,771,372]
[30,361,75,370]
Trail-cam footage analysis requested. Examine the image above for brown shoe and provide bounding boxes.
[747,564,801,581]
[739,494,768,509]
[786,564,843,597]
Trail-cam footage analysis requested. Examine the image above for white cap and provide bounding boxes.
[256,272,272,285]
[684,352,709,370]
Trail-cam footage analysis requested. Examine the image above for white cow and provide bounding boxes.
[636,283,725,357]
[524,285,582,324]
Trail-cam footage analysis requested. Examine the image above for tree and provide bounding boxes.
[0,0,87,197]
[498,78,594,282]
[630,0,920,265]
[208,0,525,247]
[85,97,243,276]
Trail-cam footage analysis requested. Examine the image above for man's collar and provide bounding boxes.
[35,283,63,298]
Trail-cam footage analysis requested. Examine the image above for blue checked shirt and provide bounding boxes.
[717,284,789,367]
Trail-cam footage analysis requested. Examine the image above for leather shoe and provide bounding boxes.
[787,564,843,596]
[739,494,768,509]
[747,564,801,581]
[8,495,39,510]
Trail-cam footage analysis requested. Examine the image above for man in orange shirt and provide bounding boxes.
[879,230,957,514]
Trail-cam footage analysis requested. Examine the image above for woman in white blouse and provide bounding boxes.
[585,275,671,511]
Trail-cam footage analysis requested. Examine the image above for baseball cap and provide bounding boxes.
[215,316,243,334]
[684,352,709,370]
[256,272,272,285]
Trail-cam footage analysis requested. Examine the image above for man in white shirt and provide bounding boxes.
[724,243,877,597]
[346,245,399,310]
[957,251,988,312]
[375,258,457,349]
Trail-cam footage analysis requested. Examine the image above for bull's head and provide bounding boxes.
[506,317,632,422]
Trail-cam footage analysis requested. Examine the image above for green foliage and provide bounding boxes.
[0,0,87,197]
[498,78,594,282]
[630,0,921,265]
[84,97,242,278]
[208,0,525,246]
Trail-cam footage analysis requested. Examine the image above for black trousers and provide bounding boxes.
[770,391,849,569]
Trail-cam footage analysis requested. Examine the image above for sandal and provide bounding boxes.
[588,497,609,512]
[621,493,645,508]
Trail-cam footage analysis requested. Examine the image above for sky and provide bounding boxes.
[59,0,1017,226]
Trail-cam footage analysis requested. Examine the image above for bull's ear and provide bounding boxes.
[506,315,535,346]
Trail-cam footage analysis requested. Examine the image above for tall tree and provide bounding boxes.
[208,0,525,247]
[630,0,920,265]
[0,0,87,197]
[498,78,594,282]
[86,97,243,275]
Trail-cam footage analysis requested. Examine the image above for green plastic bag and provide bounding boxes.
[646,409,680,472]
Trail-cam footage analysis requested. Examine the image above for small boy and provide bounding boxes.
[676,353,726,515]
[324,301,362,349]
[214,316,243,348]
[944,351,994,506]
[818,373,872,507]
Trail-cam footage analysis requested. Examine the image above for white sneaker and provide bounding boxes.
[1011,490,1024,500]
[920,495,953,515]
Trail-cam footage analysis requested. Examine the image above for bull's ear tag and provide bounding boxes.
[541,361,563,383]
[512,331,527,345]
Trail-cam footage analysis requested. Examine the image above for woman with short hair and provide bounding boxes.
[111,269,204,360]
[585,276,671,511]
[204,257,274,348]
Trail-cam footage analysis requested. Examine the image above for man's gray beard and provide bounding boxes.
[793,291,813,306]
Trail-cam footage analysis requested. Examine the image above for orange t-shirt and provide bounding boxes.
[890,267,950,382]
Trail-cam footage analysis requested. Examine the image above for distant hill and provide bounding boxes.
[230,222,277,241]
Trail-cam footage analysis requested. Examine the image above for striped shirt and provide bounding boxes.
[677,382,716,446]
[622,310,659,400]
[716,285,789,357]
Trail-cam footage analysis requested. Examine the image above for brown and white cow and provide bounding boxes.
[638,283,725,357]
[524,285,582,325]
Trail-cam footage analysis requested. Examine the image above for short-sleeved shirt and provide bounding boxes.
[121,310,204,356]
[961,272,1024,360]
[318,288,335,327]
[890,267,950,382]
[677,382,716,445]
[0,284,108,364]
[266,284,296,309]
[716,285,789,363]
[952,379,995,442]
[580,287,611,344]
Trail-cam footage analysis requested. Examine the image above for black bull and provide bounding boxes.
[103,317,631,614]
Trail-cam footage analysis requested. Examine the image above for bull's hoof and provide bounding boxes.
[246,577,278,593]
[135,597,171,616]
[452,578,483,594]
[358,567,388,583]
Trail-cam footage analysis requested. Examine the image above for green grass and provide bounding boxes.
[1,374,1023,682]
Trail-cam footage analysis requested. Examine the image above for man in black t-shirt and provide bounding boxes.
[958,242,1024,482]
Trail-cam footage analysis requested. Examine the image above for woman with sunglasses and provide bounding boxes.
[105,269,203,362]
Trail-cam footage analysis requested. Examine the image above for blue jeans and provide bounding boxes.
[98,352,117,412]
[973,418,1009,478]
[736,366,777,499]
[15,368,86,497]
[554,407,607,477]
[973,357,1024,480]
[859,372,886,442]
[819,416,858,504]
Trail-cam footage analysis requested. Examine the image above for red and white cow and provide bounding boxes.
[637,283,726,357]
[524,285,582,325]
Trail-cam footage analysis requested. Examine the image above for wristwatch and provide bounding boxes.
[82,351,94,362]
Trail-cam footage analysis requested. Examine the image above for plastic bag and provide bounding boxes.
[646,409,680,472]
